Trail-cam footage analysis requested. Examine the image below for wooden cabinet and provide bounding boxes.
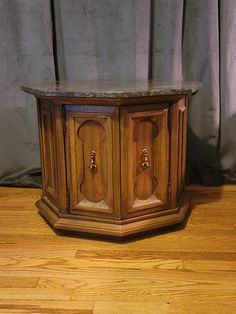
[35,97,191,237]
[22,80,201,238]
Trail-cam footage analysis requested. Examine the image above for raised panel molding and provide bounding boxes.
[78,120,106,203]
[133,119,158,201]
[41,107,57,198]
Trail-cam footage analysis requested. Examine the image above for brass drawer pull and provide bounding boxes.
[89,151,97,173]
[141,149,150,170]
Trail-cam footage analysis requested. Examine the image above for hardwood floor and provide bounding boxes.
[0,186,235,314]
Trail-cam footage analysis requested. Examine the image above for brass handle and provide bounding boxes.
[141,149,150,170]
[89,151,97,173]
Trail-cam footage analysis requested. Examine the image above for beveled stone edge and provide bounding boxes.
[22,82,202,99]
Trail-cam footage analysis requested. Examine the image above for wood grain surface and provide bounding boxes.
[37,98,191,236]
[0,186,235,313]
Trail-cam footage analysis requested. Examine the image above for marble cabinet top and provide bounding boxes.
[22,80,201,98]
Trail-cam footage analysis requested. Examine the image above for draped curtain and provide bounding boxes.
[0,0,235,186]
[0,0,55,187]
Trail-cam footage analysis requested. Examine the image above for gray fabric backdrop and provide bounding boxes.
[0,0,55,186]
[0,0,235,186]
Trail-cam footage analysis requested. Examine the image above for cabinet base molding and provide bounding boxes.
[36,191,191,238]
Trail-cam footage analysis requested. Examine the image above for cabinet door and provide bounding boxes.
[65,105,120,219]
[121,105,170,218]
[37,100,67,211]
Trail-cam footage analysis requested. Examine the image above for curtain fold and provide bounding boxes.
[54,0,150,81]
[0,0,55,187]
[182,0,221,184]
[219,0,236,183]
[150,0,183,81]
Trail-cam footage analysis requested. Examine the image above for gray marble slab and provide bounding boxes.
[22,80,201,98]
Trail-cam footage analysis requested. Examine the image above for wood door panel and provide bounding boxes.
[78,120,106,203]
[66,105,120,218]
[133,119,158,200]
[40,108,57,198]
[121,105,170,217]
[37,101,67,211]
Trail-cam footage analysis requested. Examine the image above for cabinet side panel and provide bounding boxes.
[37,100,67,211]
[181,97,188,190]
[170,97,187,208]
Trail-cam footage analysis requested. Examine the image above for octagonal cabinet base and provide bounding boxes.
[36,191,190,238]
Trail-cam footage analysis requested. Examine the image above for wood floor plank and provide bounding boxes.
[0,287,72,300]
[93,300,236,314]
[183,259,236,271]
[69,268,236,301]
[1,230,234,253]
[0,276,39,288]
[0,256,183,273]
[0,300,94,314]
[76,249,236,261]
[0,249,77,259]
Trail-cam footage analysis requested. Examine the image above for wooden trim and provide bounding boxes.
[170,97,187,208]
[36,95,185,106]
[37,190,190,237]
